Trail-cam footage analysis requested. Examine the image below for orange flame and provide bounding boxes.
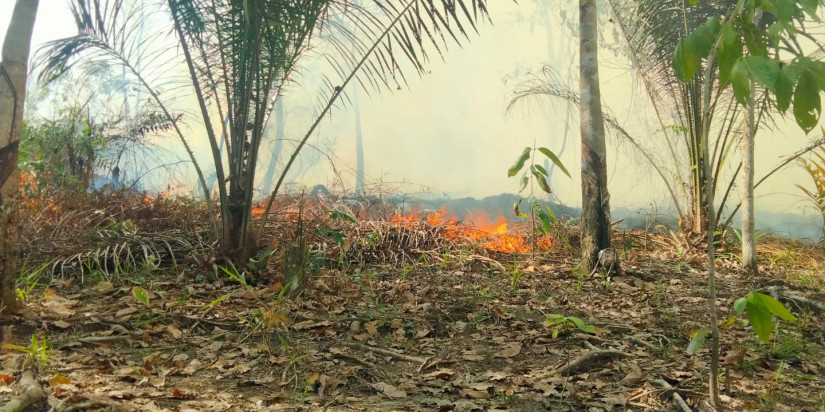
[392,206,553,254]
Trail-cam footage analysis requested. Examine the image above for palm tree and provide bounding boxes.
[578,0,612,271]
[38,0,502,266]
[0,0,39,314]
[609,0,743,235]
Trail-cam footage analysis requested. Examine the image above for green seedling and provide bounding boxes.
[545,314,596,339]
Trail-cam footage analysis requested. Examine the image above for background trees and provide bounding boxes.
[38,0,503,266]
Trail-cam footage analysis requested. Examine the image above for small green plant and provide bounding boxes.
[508,257,523,293]
[689,291,796,354]
[545,314,596,339]
[3,334,52,372]
[507,145,569,249]
[16,258,54,302]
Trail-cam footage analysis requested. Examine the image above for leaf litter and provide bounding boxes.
[2,210,825,411]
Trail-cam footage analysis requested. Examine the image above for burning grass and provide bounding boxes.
[9,186,825,411]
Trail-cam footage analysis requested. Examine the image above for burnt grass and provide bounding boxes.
[3,192,825,411]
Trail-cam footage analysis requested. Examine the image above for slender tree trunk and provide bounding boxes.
[354,93,365,196]
[579,0,611,270]
[0,0,39,314]
[741,9,762,274]
[741,74,757,273]
[700,49,721,409]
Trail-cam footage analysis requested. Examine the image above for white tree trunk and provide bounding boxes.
[0,0,39,314]
[741,75,757,273]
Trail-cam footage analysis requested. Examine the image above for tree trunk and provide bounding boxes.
[741,74,757,273]
[741,9,762,275]
[0,0,39,314]
[579,0,612,271]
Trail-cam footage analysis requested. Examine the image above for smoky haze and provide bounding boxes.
[1,1,822,239]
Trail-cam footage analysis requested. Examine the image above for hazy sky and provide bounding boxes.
[2,1,822,233]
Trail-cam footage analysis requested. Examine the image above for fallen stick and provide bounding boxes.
[551,349,629,376]
[341,341,426,364]
[0,370,46,412]
[650,379,692,412]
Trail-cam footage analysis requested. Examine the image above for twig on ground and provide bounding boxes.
[334,353,376,369]
[551,348,629,376]
[55,398,128,412]
[0,370,46,412]
[650,378,692,412]
[341,341,427,364]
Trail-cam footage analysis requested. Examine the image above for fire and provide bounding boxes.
[392,206,553,254]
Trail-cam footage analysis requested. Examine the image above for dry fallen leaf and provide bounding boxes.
[459,389,490,399]
[723,348,748,366]
[53,320,71,329]
[115,306,139,318]
[373,382,407,398]
[167,326,183,339]
[499,344,521,358]
[619,369,646,386]
[50,374,72,386]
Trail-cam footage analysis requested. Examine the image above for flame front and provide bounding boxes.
[392,206,553,254]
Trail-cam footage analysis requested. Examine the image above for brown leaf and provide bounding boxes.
[49,374,71,386]
[115,306,138,318]
[723,348,748,366]
[167,326,183,340]
[172,388,195,399]
[92,281,114,293]
[499,344,521,358]
[373,382,407,398]
[619,370,646,386]
[459,389,490,399]
[53,320,71,329]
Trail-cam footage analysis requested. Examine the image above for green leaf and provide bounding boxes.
[531,164,548,177]
[687,328,707,355]
[534,202,555,233]
[720,315,737,328]
[774,63,798,113]
[328,210,357,223]
[730,59,751,106]
[798,0,821,21]
[132,286,150,307]
[774,0,795,23]
[718,22,743,85]
[740,19,768,57]
[508,147,531,177]
[546,313,566,325]
[743,56,780,91]
[518,175,529,194]
[567,317,596,334]
[734,297,747,316]
[752,292,796,322]
[746,296,774,343]
[793,70,821,134]
[544,205,556,222]
[531,169,552,193]
[537,147,571,178]
[673,38,701,81]
[317,228,349,244]
[692,16,721,57]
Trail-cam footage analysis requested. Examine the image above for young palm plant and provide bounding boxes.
[38,0,502,266]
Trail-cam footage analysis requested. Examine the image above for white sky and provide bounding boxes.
[1,1,822,236]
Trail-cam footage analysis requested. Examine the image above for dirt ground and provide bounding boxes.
[2,227,825,411]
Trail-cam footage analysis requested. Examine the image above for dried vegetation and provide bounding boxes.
[2,191,825,411]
